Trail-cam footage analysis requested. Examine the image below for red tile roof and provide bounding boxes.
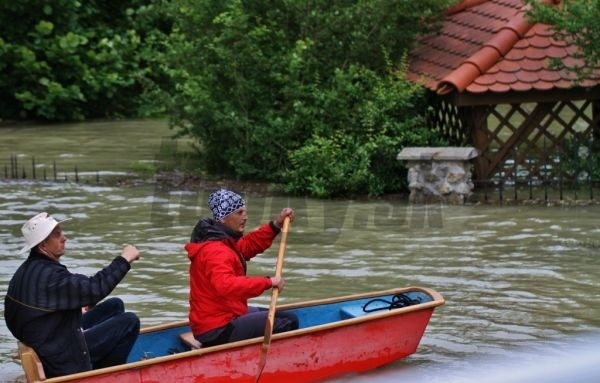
[407,0,600,96]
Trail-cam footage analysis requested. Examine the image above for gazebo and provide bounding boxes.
[407,0,600,188]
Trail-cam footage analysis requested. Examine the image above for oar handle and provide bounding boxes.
[274,216,290,279]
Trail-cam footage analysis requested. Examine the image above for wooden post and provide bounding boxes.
[469,107,490,181]
[498,178,503,204]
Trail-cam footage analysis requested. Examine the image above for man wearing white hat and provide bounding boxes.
[4,212,141,378]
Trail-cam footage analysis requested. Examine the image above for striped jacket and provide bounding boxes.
[4,250,131,378]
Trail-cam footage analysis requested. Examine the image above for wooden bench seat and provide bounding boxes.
[17,342,46,382]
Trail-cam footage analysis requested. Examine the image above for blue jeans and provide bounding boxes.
[82,297,140,369]
[197,306,299,347]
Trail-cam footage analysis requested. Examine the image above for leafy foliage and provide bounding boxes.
[0,0,173,120]
[283,63,442,197]
[525,0,600,79]
[169,0,452,197]
[559,138,600,181]
[1,0,455,197]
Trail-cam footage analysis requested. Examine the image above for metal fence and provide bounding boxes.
[471,139,599,203]
[472,178,597,204]
[2,154,101,183]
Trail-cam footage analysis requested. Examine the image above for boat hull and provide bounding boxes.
[25,287,444,383]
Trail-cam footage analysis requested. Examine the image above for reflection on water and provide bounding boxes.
[332,334,600,383]
[0,120,167,172]
[1,181,600,382]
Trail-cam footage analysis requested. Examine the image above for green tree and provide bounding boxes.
[526,0,600,78]
[169,0,452,197]
[0,0,173,120]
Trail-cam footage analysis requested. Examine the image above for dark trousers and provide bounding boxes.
[82,297,140,369]
[197,306,299,347]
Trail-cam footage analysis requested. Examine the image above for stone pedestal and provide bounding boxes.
[397,147,479,205]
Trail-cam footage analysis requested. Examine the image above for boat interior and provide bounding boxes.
[126,289,433,362]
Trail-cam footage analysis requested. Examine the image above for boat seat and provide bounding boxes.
[17,342,46,382]
[179,332,202,350]
[340,301,389,319]
[340,305,367,319]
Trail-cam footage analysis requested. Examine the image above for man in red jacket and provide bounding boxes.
[185,189,298,347]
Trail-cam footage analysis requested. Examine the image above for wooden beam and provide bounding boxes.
[486,102,554,178]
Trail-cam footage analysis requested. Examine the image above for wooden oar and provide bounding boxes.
[254,216,291,383]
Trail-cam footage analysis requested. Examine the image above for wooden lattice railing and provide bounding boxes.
[428,98,600,189]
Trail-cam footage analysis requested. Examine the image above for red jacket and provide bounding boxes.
[185,219,278,335]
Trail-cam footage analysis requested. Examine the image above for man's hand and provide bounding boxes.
[270,276,285,292]
[274,208,294,229]
[121,244,140,264]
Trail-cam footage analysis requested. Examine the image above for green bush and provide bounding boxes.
[526,0,600,80]
[284,63,441,197]
[560,138,600,181]
[168,0,452,197]
[0,0,173,120]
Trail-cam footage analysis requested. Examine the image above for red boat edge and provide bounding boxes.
[18,286,445,383]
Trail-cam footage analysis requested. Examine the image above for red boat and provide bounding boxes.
[18,286,444,383]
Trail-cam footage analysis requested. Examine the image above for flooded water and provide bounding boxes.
[1,120,600,382]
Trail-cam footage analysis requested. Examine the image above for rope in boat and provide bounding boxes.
[362,293,422,313]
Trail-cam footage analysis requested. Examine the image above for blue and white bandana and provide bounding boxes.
[208,189,246,221]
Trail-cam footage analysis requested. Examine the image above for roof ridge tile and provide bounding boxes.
[407,0,600,95]
[437,6,532,94]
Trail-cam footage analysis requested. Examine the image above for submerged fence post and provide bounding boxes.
[528,157,533,200]
[513,148,518,201]
[558,151,564,200]
[543,139,548,202]
[11,154,17,178]
[2,157,101,184]
[589,139,594,200]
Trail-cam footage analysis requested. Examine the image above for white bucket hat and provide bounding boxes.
[19,212,71,254]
